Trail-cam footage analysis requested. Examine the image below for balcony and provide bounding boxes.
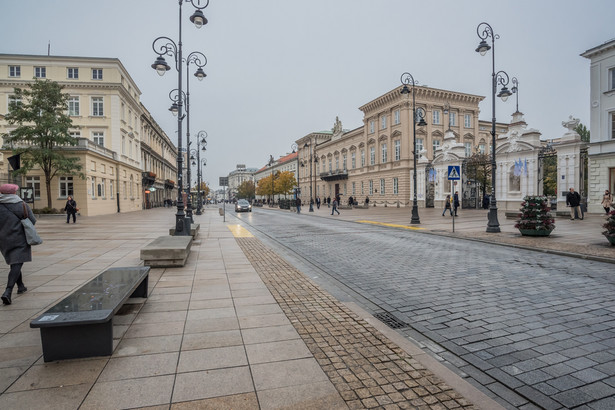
[164,179,175,189]
[319,169,348,181]
[142,172,156,187]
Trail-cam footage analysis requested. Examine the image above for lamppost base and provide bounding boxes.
[486,207,501,233]
[309,204,314,212]
[411,204,421,225]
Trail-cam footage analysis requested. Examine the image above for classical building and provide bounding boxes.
[0,54,173,216]
[140,104,178,208]
[227,164,258,200]
[253,151,298,201]
[296,86,508,207]
[581,39,615,213]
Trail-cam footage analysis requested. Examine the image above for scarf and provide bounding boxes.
[0,194,23,204]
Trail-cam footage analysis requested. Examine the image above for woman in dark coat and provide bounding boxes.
[0,184,35,305]
[64,195,77,223]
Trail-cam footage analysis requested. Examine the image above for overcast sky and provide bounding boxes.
[2,0,613,189]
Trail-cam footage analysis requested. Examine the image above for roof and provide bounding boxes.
[581,38,615,58]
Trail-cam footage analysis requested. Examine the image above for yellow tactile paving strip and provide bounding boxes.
[227,224,254,237]
[356,220,425,231]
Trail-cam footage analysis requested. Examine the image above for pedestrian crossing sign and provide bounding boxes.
[447,166,461,180]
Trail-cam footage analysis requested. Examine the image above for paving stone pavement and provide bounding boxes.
[232,206,615,409]
[238,237,477,409]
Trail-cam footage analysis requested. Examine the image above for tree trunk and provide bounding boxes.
[45,173,52,209]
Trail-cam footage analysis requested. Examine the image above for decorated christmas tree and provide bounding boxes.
[603,210,615,242]
[514,195,555,233]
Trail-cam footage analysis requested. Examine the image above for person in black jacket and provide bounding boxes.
[566,187,582,220]
[64,196,78,223]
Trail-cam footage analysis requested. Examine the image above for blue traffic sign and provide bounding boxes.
[447,166,461,180]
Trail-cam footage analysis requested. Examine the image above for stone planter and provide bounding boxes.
[518,228,553,237]
[603,233,615,246]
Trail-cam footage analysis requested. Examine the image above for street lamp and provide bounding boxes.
[192,131,207,215]
[150,0,209,236]
[475,22,513,233]
[511,77,519,113]
[400,72,428,224]
[268,155,275,206]
[303,142,316,212]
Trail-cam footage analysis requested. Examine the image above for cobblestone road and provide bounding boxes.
[234,208,615,410]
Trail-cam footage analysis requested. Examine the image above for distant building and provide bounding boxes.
[0,54,175,215]
[227,164,258,200]
[581,39,615,212]
[253,151,298,201]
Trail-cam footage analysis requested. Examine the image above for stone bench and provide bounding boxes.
[169,223,200,238]
[141,235,192,267]
[30,266,150,362]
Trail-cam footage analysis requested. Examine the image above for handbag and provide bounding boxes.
[21,202,43,246]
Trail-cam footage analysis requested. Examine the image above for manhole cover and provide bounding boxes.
[373,311,410,329]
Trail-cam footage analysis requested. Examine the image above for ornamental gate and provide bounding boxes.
[461,158,478,209]
[425,163,435,208]
[537,143,557,197]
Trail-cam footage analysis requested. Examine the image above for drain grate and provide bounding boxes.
[373,311,410,329]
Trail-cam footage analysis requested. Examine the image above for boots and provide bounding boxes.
[1,288,12,305]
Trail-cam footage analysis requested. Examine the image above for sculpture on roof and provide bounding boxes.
[332,116,343,137]
[562,115,580,133]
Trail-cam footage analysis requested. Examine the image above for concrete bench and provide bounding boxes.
[169,223,200,238]
[30,266,150,362]
[140,235,192,267]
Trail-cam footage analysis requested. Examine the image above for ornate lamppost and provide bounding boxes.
[400,72,427,224]
[150,0,209,236]
[268,155,275,206]
[303,142,317,212]
[475,22,513,233]
[511,77,519,113]
[192,131,207,215]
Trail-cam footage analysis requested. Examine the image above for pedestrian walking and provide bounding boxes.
[566,187,583,220]
[331,198,340,215]
[602,189,612,214]
[0,184,34,305]
[316,196,321,209]
[365,196,370,206]
[482,193,490,209]
[442,195,453,216]
[295,197,301,214]
[327,196,331,208]
[454,191,460,216]
[348,196,354,206]
[64,195,78,223]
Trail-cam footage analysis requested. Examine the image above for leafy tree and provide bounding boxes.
[464,152,491,199]
[256,173,276,200]
[575,123,590,142]
[275,171,296,198]
[196,181,210,199]
[237,180,255,200]
[541,156,557,196]
[2,79,82,208]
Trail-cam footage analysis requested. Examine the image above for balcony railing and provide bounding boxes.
[319,169,348,181]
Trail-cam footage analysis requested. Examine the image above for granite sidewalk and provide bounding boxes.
[0,207,501,409]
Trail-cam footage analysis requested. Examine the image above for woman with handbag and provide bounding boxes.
[0,184,35,305]
[64,195,78,223]
[601,189,613,215]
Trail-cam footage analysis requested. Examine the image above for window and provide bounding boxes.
[123,181,127,199]
[343,154,347,170]
[370,147,375,165]
[92,68,103,80]
[9,66,20,77]
[68,96,80,116]
[465,142,472,157]
[433,139,441,155]
[93,131,104,146]
[432,109,440,125]
[381,143,387,163]
[361,181,364,195]
[90,160,96,171]
[335,157,339,171]
[59,177,73,198]
[67,67,79,79]
[464,114,472,128]
[369,180,373,195]
[130,175,134,198]
[450,112,457,126]
[369,121,375,134]
[8,95,22,110]
[98,179,106,198]
[35,67,46,78]
[361,150,365,167]
[121,103,125,121]
[352,182,356,195]
[394,110,400,125]
[70,131,81,139]
[328,159,332,172]
[610,68,615,90]
[381,116,387,129]
[122,136,126,154]
[92,97,104,116]
[380,179,385,195]
[611,112,615,139]
[393,178,399,195]
[110,180,114,198]
[351,152,356,169]
[26,176,40,199]
[394,140,401,161]
[91,177,96,199]
[416,138,424,156]
[478,143,486,154]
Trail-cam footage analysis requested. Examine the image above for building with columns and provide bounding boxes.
[296,85,508,208]
[581,39,615,213]
[0,54,174,216]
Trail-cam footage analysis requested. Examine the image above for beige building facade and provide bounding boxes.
[0,54,175,216]
[297,86,508,207]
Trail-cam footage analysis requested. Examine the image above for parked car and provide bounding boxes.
[235,199,252,212]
